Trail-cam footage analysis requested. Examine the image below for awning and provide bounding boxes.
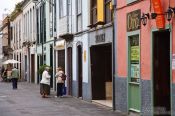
[54,40,65,50]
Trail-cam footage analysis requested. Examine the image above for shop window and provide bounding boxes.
[129,35,140,83]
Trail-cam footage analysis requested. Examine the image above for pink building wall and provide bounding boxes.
[116,0,175,83]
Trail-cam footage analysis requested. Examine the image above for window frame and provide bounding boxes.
[127,0,138,4]
[105,0,112,24]
[76,0,82,32]
[90,0,97,25]
[59,0,67,18]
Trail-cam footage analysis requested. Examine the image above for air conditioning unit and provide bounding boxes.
[32,0,38,3]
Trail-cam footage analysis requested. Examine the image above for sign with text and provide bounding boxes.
[152,0,165,29]
[95,33,105,43]
[127,9,141,32]
[131,46,139,61]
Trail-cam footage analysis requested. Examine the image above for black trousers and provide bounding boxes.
[12,78,18,89]
[57,83,64,96]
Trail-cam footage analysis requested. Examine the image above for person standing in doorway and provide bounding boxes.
[55,67,65,97]
[11,67,19,89]
[40,67,51,98]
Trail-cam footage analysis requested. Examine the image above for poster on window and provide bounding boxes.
[131,64,139,78]
[131,46,139,62]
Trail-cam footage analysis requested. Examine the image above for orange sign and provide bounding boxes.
[152,0,165,29]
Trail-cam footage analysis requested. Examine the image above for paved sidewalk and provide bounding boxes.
[0,82,125,116]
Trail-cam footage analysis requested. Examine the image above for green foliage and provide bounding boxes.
[38,65,52,75]
[10,1,23,21]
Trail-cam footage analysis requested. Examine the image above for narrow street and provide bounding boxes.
[0,82,124,116]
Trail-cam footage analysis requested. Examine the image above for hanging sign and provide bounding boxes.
[152,0,165,29]
[84,50,86,63]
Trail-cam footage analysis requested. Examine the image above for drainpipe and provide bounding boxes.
[53,0,57,91]
[112,0,116,111]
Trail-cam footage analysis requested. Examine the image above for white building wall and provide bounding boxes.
[11,13,24,79]
[22,0,36,83]
[71,0,89,83]
[82,0,90,30]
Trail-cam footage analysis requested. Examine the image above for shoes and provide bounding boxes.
[55,96,58,98]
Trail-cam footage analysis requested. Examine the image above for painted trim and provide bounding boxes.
[76,44,83,98]
[151,25,172,116]
[127,30,141,113]
[67,42,73,48]
[76,41,83,47]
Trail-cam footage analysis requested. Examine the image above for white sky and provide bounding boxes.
[0,0,23,20]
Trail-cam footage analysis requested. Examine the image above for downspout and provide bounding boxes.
[112,0,117,111]
[53,0,57,91]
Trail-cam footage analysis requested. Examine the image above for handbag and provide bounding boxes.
[61,74,66,81]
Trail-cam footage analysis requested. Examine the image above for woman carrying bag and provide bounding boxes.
[55,67,66,97]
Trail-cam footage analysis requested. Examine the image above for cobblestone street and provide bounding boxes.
[0,82,124,116]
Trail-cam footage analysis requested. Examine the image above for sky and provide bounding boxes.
[0,0,22,20]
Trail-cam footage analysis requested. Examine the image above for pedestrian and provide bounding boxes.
[40,67,51,98]
[55,67,66,98]
[1,65,5,79]
[11,66,19,89]
[2,69,7,82]
[1,65,4,78]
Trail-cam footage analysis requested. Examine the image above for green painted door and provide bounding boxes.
[128,35,141,112]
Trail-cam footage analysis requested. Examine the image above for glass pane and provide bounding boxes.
[59,0,67,17]
[77,15,82,32]
[105,2,112,23]
[130,35,140,83]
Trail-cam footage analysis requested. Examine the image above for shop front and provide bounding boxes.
[89,25,113,108]
[116,0,175,115]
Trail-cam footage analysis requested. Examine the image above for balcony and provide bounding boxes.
[3,46,13,56]
[59,16,73,41]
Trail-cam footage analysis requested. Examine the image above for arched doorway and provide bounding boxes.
[77,45,82,98]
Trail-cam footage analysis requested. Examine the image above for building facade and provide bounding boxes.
[55,0,115,109]
[22,0,37,83]
[116,0,175,115]
[0,16,12,61]
[35,0,55,88]
[10,6,23,80]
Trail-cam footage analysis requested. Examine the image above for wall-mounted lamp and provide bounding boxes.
[140,13,150,26]
[140,7,175,26]
[165,7,175,21]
